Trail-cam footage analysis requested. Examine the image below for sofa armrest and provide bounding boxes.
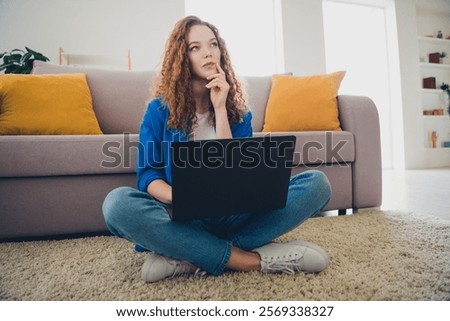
[337,95,382,210]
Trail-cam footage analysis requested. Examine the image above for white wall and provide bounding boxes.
[0,0,360,77]
[392,0,425,169]
[280,0,327,75]
[0,0,185,70]
[385,1,405,169]
[0,0,328,76]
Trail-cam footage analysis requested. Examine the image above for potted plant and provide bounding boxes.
[0,47,49,74]
[440,52,448,64]
[440,82,450,115]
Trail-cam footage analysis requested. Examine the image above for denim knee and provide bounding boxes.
[308,170,332,208]
[102,186,135,231]
[293,170,332,210]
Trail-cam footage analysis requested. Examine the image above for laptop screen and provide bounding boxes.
[170,135,296,221]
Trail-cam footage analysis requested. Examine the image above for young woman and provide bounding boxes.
[102,16,332,283]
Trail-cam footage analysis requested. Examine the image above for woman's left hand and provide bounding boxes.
[206,63,230,112]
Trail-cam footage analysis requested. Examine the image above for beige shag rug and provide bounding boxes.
[1,210,449,301]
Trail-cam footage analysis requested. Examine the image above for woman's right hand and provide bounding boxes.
[206,63,230,113]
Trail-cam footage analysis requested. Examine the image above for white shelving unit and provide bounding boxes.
[416,5,450,155]
[419,62,450,69]
[423,115,449,119]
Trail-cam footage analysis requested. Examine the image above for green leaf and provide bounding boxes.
[0,62,15,70]
[35,53,49,62]
[25,46,35,54]
[22,66,32,74]
[34,54,49,62]
[5,65,21,74]
[19,52,33,65]
[4,54,22,64]
[25,59,34,72]
[9,49,25,55]
[25,47,49,62]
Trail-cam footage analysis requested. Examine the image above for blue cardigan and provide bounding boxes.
[136,97,253,192]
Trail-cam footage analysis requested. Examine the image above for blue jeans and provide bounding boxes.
[102,170,331,275]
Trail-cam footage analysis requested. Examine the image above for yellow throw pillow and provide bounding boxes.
[262,71,346,132]
[0,73,103,135]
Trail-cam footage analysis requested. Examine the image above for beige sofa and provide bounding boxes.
[0,61,382,240]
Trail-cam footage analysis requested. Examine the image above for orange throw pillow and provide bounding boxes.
[262,71,345,132]
[0,73,102,135]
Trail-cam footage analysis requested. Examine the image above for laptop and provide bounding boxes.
[170,135,296,221]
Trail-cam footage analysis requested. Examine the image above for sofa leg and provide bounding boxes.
[338,209,347,215]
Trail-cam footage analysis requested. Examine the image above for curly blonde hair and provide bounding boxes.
[151,16,247,133]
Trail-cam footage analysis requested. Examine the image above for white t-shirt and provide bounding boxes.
[190,111,216,141]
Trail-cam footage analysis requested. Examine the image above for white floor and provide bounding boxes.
[380,168,450,221]
[325,168,450,221]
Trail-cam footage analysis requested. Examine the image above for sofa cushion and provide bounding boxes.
[0,134,138,177]
[262,71,345,132]
[254,131,354,165]
[32,61,154,134]
[0,131,353,177]
[0,73,102,135]
[242,76,272,132]
[292,164,353,211]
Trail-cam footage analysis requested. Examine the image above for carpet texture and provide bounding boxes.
[1,210,449,301]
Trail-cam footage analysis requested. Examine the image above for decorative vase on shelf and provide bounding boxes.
[431,131,438,148]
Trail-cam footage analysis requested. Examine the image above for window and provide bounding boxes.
[185,0,284,76]
[323,0,395,168]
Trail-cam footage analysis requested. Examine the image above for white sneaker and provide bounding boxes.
[253,240,330,274]
[141,252,205,283]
